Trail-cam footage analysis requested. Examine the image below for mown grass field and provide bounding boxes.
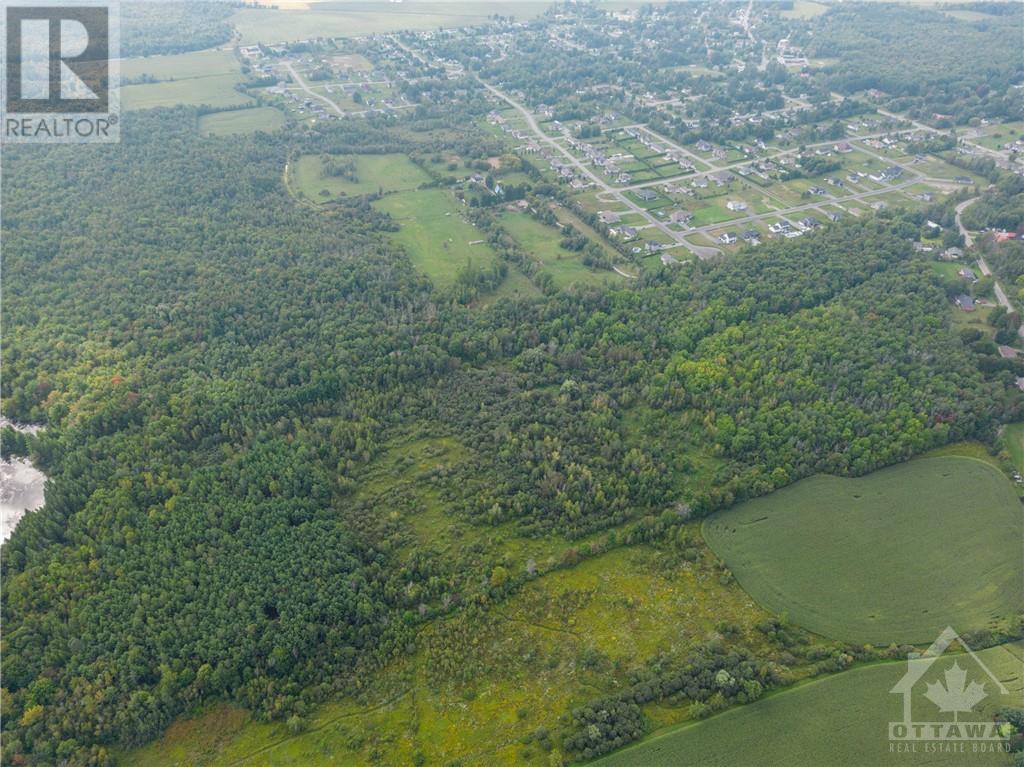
[199,108,287,136]
[121,50,250,111]
[1003,423,1024,475]
[293,153,431,200]
[122,75,251,111]
[593,642,1024,767]
[121,50,240,82]
[499,212,615,288]
[374,189,499,287]
[703,456,1023,645]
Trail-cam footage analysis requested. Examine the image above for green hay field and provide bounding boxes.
[593,642,1024,767]
[292,153,431,200]
[121,50,240,82]
[498,212,615,288]
[122,75,251,111]
[703,456,1024,645]
[374,189,499,287]
[199,108,287,136]
[121,50,250,111]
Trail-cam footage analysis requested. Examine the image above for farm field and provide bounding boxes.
[121,49,240,82]
[781,1,829,20]
[292,153,431,200]
[374,189,499,288]
[499,212,617,288]
[121,50,251,111]
[703,456,1023,645]
[230,2,551,44]
[122,75,251,111]
[592,642,1024,767]
[199,107,287,136]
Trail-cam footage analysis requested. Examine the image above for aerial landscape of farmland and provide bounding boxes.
[1,1,1022,766]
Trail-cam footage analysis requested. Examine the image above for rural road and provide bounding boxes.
[956,196,1021,335]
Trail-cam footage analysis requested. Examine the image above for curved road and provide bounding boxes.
[284,62,345,117]
[956,196,1021,336]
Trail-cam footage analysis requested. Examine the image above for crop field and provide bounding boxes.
[230,2,551,44]
[374,189,500,287]
[593,642,1024,767]
[199,107,286,136]
[703,456,1023,645]
[499,212,617,288]
[292,153,431,201]
[121,542,775,767]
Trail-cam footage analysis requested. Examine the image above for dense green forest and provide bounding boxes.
[799,4,1024,125]
[121,1,234,57]
[1,100,1015,765]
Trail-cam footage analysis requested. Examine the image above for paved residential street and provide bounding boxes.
[284,62,345,117]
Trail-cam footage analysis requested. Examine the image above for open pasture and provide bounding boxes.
[499,212,617,288]
[122,76,251,111]
[374,189,500,287]
[292,153,430,200]
[199,107,287,136]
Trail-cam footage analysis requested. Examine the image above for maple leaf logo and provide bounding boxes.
[923,662,987,722]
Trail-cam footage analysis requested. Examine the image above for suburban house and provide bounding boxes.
[833,141,853,153]
[941,246,964,260]
[669,209,693,225]
[958,267,978,282]
[954,176,972,185]
[955,294,976,312]
[599,210,621,224]
[636,188,658,202]
[726,200,748,212]
[719,231,738,244]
